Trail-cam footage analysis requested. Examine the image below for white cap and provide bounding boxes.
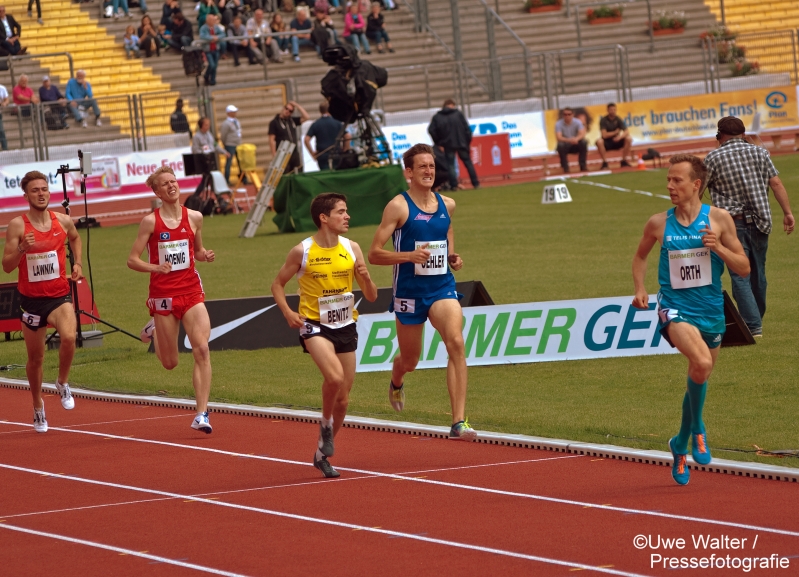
[42,75,49,81]
[226,105,238,112]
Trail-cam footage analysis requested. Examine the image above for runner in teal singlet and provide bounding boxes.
[632,154,749,486]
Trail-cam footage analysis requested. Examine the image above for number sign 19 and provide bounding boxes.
[541,184,573,204]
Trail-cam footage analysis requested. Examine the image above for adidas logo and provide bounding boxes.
[440,214,446,218]
[181,228,186,232]
[713,334,722,342]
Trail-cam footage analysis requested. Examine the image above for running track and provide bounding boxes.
[1,385,797,576]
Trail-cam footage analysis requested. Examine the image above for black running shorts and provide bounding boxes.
[299,320,358,355]
[19,293,72,330]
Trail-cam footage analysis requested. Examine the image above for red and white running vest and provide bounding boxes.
[147,206,203,298]
[17,211,69,299]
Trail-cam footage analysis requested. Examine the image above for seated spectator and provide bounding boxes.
[311,7,337,53]
[290,6,315,62]
[198,0,219,28]
[166,11,193,50]
[112,0,131,19]
[12,74,38,118]
[39,76,69,130]
[596,102,632,169]
[555,107,587,173]
[246,9,283,63]
[138,14,160,57]
[228,15,252,66]
[379,0,396,9]
[0,83,9,150]
[219,0,242,27]
[200,13,225,86]
[66,70,102,128]
[170,98,191,136]
[123,24,141,58]
[160,0,180,26]
[270,12,289,53]
[366,2,392,53]
[0,6,26,55]
[343,3,370,55]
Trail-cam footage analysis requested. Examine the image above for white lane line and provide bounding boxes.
[59,415,189,428]
[576,179,672,200]
[2,422,798,538]
[0,522,249,577]
[0,462,651,577]
[396,455,582,475]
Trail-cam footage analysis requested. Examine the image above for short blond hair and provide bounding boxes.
[146,166,176,189]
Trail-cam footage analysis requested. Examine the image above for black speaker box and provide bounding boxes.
[182,48,205,77]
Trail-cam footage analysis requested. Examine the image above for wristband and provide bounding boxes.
[17,245,25,254]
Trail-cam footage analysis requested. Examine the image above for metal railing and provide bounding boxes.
[476,0,532,101]
[571,0,654,56]
[2,52,75,87]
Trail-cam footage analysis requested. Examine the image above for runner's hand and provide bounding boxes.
[408,247,431,264]
[448,253,463,271]
[354,260,370,280]
[700,227,717,251]
[71,264,84,281]
[284,310,305,329]
[202,249,215,262]
[19,232,35,252]
[154,262,172,274]
[632,291,649,310]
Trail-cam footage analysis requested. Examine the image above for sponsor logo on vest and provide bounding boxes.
[322,287,347,296]
[160,232,170,240]
[414,214,432,221]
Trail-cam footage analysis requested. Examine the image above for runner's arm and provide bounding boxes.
[1,218,27,273]
[441,196,463,271]
[271,244,304,328]
[190,210,215,262]
[631,215,661,309]
[59,214,85,280]
[368,197,429,266]
[127,215,171,274]
[703,208,749,277]
[351,241,377,302]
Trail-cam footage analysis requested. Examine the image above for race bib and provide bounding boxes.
[668,248,711,289]
[318,292,355,329]
[158,239,190,271]
[299,322,321,336]
[149,297,173,311]
[393,297,415,314]
[414,240,448,276]
[26,251,60,283]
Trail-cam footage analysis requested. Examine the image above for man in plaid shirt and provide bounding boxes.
[704,116,795,337]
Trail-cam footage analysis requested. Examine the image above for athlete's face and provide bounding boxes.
[321,200,350,233]
[406,153,435,190]
[152,173,181,204]
[24,179,50,212]
[666,162,701,204]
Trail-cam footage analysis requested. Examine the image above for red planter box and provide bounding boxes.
[588,16,622,24]
[527,4,562,13]
[652,27,685,36]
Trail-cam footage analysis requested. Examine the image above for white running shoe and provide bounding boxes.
[55,380,75,410]
[140,318,155,343]
[191,411,213,434]
[33,407,48,433]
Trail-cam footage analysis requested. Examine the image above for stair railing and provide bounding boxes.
[3,52,75,87]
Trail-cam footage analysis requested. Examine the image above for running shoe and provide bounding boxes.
[318,423,334,457]
[33,407,48,433]
[313,452,340,478]
[669,436,690,485]
[389,381,405,412]
[191,412,213,434]
[449,418,477,441]
[691,429,712,465]
[140,318,155,344]
[55,380,75,410]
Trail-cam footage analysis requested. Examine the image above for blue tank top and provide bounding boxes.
[657,204,725,330]
[392,191,456,298]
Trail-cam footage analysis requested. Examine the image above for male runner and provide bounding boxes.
[368,143,476,441]
[2,171,82,432]
[632,154,749,485]
[272,193,377,478]
[127,166,216,433]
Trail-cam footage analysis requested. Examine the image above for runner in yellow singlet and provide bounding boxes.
[272,193,377,478]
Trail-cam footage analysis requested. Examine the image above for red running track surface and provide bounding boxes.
[1,386,797,577]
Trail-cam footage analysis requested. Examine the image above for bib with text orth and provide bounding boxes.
[26,251,60,283]
[158,239,190,271]
[414,240,447,276]
[668,247,711,289]
[318,292,355,329]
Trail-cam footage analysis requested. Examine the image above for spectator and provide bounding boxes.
[0,6,25,55]
[220,104,242,184]
[228,15,250,66]
[311,7,337,54]
[200,14,225,86]
[197,0,219,28]
[704,115,795,337]
[39,76,69,130]
[596,102,632,169]
[268,100,309,173]
[138,14,160,57]
[289,7,315,62]
[160,0,179,26]
[66,70,102,128]
[219,0,242,27]
[27,0,43,25]
[246,9,282,64]
[366,2,392,53]
[0,83,8,150]
[170,98,190,136]
[270,12,289,53]
[123,24,141,58]
[112,0,131,19]
[12,74,38,118]
[191,116,230,196]
[379,0,395,9]
[166,11,193,50]
[343,2,369,54]
[555,107,587,173]
[428,98,479,190]
[304,101,345,170]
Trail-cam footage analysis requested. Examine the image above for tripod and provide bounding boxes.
[53,154,139,347]
[327,112,392,169]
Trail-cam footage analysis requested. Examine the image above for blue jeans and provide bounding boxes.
[113,0,129,15]
[138,0,148,11]
[367,29,390,44]
[347,33,370,53]
[204,49,219,84]
[70,99,102,121]
[730,221,769,334]
[224,145,238,182]
[291,36,318,56]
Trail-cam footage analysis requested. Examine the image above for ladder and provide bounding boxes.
[238,140,296,238]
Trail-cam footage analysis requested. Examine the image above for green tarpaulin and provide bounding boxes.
[272,165,407,233]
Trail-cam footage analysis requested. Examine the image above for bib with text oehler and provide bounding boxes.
[668,247,711,289]
[26,251,60,283]
[414,240,447,276]
[318,292,355,329]
[158,239,190,271]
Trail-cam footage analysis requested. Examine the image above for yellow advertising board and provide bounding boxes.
[544,86,799,151]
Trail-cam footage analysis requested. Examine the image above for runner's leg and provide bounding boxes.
[427,298,467,424]
[152,313,181,370]
[333,351,356,437]
[47,303,77,385]
[22,324,47,409]
[303,336,346,425]
[181,303,212,413]
[391,321,423,388]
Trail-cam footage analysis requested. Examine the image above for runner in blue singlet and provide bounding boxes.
[632,154,749,486]
[369,143,476,441]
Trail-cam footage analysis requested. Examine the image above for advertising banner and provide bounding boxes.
[355,295,676,373]
[458,133,513,179]
[544,86,799,150]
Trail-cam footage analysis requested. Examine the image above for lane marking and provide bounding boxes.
[396,455,582,475]
[0,522,249,576]
[0,462,651,577]
[2,422,798,538]
[576,179,671,200]
[59,415,188,428]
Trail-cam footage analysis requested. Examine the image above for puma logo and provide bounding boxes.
[339,253,348,260]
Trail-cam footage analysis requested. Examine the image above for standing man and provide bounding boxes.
[596,102,632,169]
[127,166,217,434]
[2,171,82,433]
[269,100,309,174]
[304,101,345,171]
[65,70,102,128]
[272,193,377,478]
[632,154,749,485]
[704,116,795,337]
[368,143,476,441]
[220,104,242,185]
[555,107,587,174]
[427,99,479,191]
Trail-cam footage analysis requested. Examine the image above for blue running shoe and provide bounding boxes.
[669,436,690,486]
[191,412,213,434]
[691,429,712,465]
[449,419,477,441]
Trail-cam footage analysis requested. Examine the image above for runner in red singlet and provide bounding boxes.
[127,166,216,433]
[2,171,83,433]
